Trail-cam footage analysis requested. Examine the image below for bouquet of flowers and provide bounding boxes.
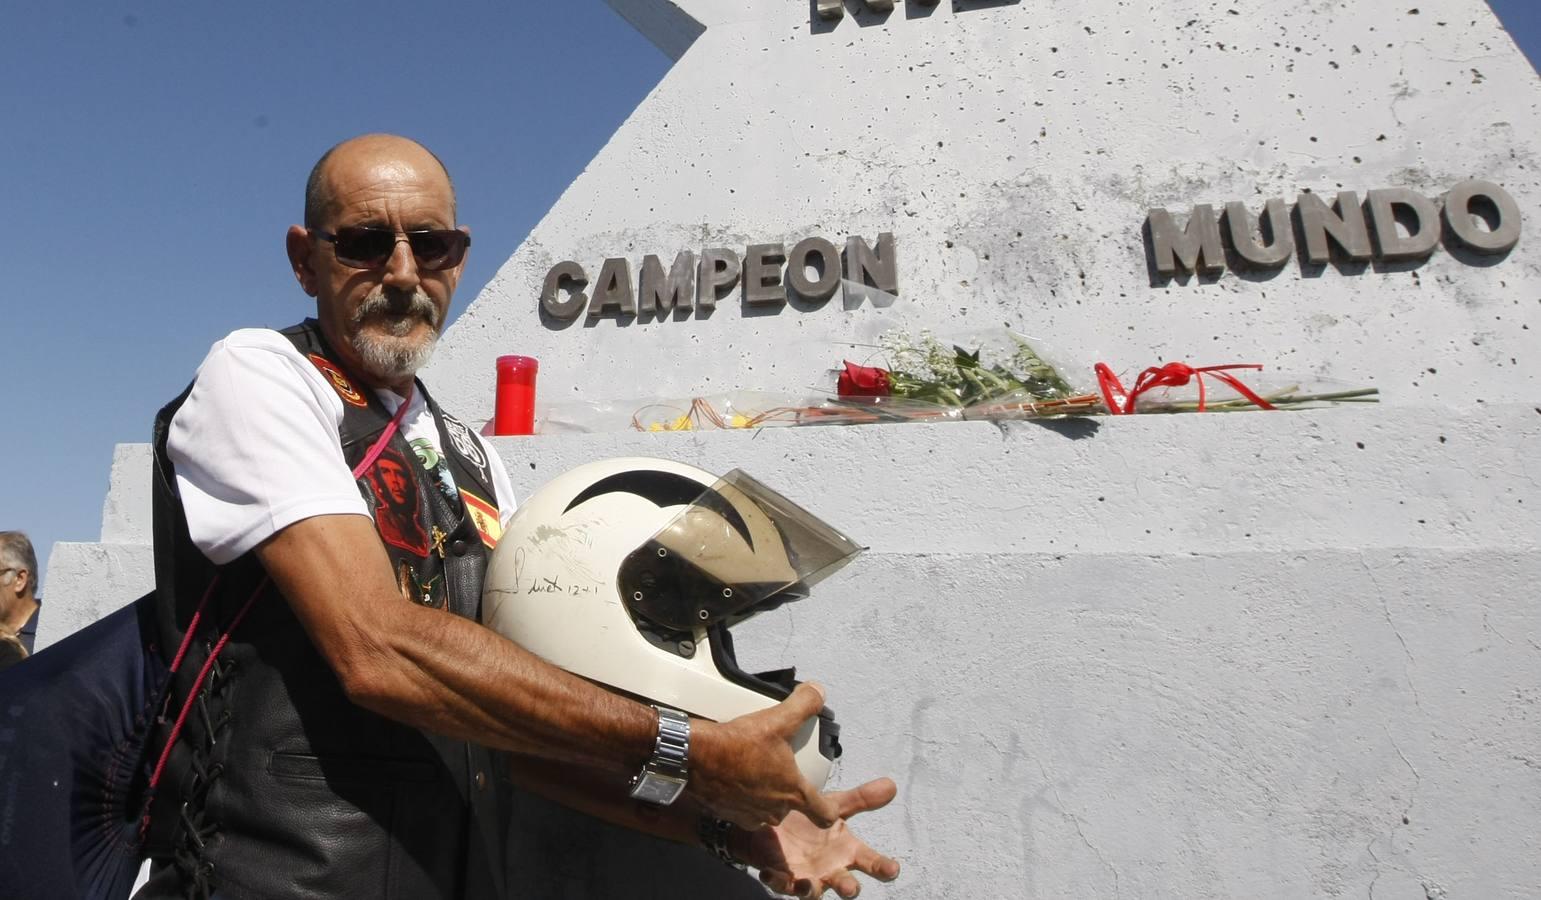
[835,330,1102,419]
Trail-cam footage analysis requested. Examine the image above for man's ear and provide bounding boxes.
[448,224,472,284]
[12,568,29,598]
[286,225,320,297]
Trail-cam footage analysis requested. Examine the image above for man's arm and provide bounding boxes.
[255,513,842,829]
[503,754,901,899]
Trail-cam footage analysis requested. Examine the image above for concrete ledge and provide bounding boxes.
[92,405,1541,560]
[487,402,1541,556]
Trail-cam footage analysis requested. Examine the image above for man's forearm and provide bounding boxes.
[256,514,659,774]
[343,599,660,773]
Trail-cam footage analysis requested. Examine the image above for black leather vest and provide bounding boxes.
[139,321,510,900]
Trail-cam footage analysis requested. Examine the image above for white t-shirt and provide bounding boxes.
[168,328,515,566]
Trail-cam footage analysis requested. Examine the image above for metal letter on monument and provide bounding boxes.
[1297,191,1373,265]
[1365,188,1442,261]
[696,248,741,311]
[540,261,589,321]
[587,257,637,320]
[787,237,842,302]
[1443,180,1522,255]
[639,251,696,316]
[744,243,789,306]
[816,0,844,20]
[844,233,899,297]
[1148,206,1226,277]
[1224,200,1294,269]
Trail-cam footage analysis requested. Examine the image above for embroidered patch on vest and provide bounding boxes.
[460,489,503,549]
[395,560,445,609]
[362,446,430,556]
[442,414,490,483]
[307,354,368,408]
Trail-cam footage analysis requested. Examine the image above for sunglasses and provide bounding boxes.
[312,226,470,271]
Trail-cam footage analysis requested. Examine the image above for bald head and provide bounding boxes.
[304,134,456,229]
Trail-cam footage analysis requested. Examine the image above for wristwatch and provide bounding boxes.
[629,705,691,805]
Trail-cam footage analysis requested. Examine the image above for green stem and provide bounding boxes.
[1145,387,1379,413]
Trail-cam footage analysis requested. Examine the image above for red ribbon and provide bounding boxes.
[1094,362,1277,415]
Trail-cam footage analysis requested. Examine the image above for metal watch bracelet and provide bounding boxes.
[628,705,691,806]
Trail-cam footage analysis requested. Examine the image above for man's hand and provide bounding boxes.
[689,683,843,830]
[742,777,902,899]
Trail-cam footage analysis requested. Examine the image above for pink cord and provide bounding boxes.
[145,576,268,798]
[164,579,217,678]
[351,387,413,478]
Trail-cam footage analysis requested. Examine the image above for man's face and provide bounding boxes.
[287,141,467,389]
[378,459,410,505]
[0,567,27,612]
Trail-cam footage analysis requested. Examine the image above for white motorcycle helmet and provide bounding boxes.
[482,457,862,790]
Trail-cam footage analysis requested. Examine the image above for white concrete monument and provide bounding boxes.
[47,1,1541,896]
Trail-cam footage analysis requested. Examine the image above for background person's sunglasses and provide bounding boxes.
[312,226,470,271]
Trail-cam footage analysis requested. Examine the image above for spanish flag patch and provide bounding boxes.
[460,489,503,549]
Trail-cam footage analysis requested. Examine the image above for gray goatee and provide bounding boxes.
[348,290,441,383]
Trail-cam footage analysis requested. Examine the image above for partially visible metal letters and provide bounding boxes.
[1224,200,1294,269]
[587,258,636,320]
[743,243,788,306]
[846,232,899,294]
[1443,180,1522,255]
[787,237,842,301]
[1298,191,1373,265]
[639,251,695,316]
[1365,189,1441,262]
[539,260,588,319]
[819,0,933,21]
[696,248,740,311]
[1149,205,1225,277]
[1149,180,1520,281]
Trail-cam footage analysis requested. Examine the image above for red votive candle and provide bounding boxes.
[494,355,539,436]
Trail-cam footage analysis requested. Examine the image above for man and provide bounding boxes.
[139,134,898,899]
[0,531,41,671]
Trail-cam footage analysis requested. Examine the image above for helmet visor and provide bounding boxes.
[621,469,863,631]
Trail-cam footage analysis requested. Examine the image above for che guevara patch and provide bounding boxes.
[361,446,430,556]
[307,353,368,408]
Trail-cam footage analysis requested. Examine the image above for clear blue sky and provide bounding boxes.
[2,2,1538,589]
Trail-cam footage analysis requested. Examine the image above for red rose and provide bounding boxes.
[837,361,892,398]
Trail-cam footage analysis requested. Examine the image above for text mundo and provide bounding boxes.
[1147,179,1521,280]
[539,233,897,322]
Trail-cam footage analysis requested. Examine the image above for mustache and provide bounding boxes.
[352,290,441,330]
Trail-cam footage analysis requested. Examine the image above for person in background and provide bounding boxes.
[0,531,41,671]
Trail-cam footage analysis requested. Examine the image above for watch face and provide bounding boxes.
[631,772,688,806]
